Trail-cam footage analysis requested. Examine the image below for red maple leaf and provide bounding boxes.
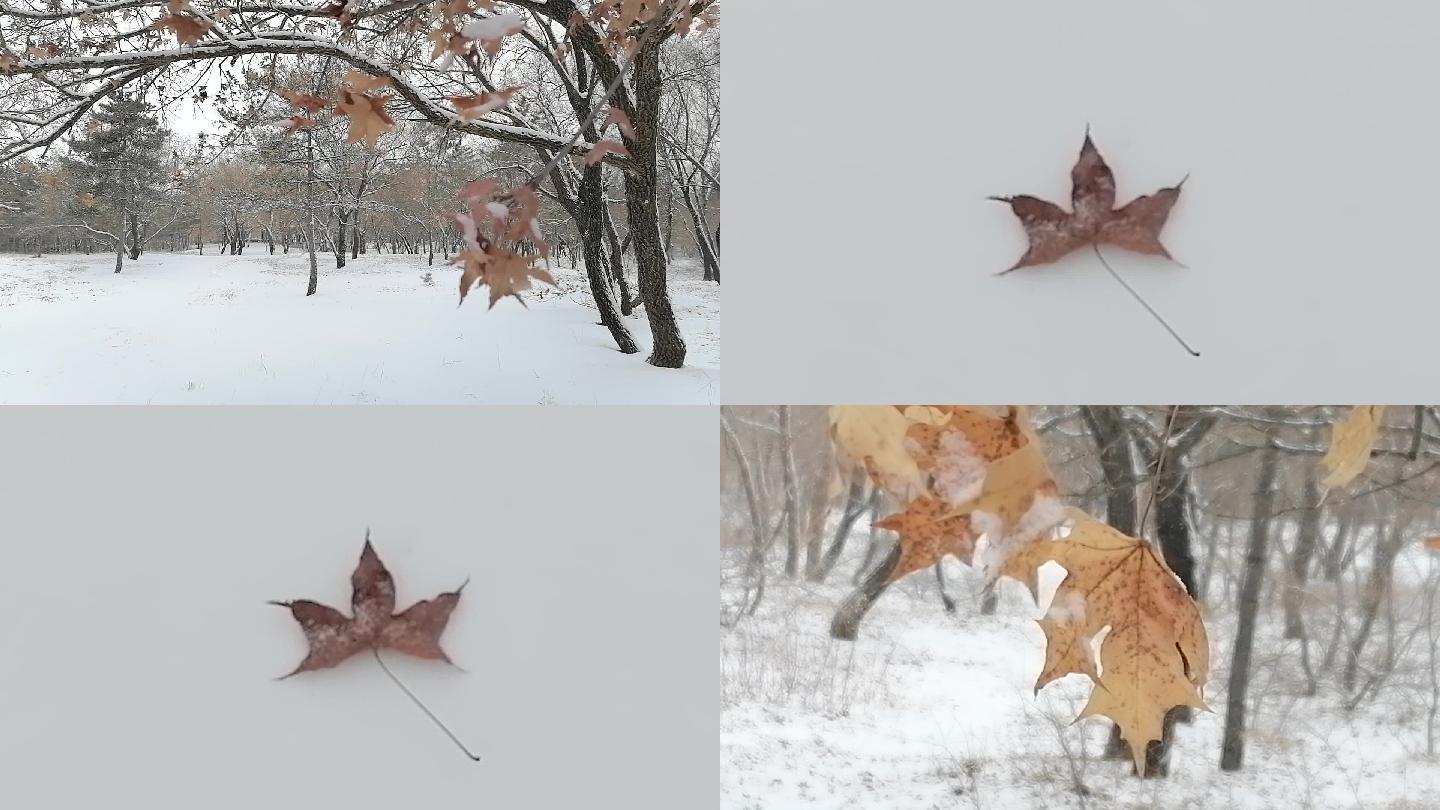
[990,128,1186,274]
[270,532,466,678]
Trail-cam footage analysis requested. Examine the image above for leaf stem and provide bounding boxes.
[1091,244,1200,357]
[372,648,481,761]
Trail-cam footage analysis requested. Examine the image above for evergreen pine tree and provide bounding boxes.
[62,94,170,270]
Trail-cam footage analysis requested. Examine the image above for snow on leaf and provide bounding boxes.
[461,12,525,54]
[1320,406,1385,493]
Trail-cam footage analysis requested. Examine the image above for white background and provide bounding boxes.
[0,407,717,808]
[725,0,1440,402]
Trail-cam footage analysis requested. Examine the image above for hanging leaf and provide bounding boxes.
[1021,510,1209,777]
[1320,405,1385,492]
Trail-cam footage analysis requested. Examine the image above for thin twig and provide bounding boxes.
[1090,244,1200,357]
[372,649,481,761]
[1139,405,1181,532]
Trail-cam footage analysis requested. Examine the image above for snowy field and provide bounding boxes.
[721,548,1440,809]
[0,250,718,404]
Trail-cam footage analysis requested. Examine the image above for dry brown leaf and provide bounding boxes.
[1423,537,1440,552]
[0,54,19,74]
[270,531,466,677]
[991,128,1185,273]
[582,139,629,167]
[1320,406,1385,492]
[449,86,521,120]
[279,89,328,112]
[152,13,212,45]
[1028,510,1209,776]
[335,89,394,147]
[343,69,391,94]
[601,106,634,139]
[283,115,316,133]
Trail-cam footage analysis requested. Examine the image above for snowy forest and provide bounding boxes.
[721,406,1440,808]
[0,1,719,403]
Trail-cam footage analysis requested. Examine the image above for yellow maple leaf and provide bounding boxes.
[1320,405,1385,492]
[1031,510,1209,776]
[828,406,934,501]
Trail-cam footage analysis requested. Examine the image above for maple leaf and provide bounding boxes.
[876,407,1062,584]
[343,69,391,94]
[336,89,395,147]
[991,128,1185,273]
[582,139,629,167]
[449,86,521,120]
[270,532,466,678]
[152,13,212,45]
[601,106,635,139]
[481,252,556,309]
[1320,405,1385,493]
[279,89,328,113]
[828,406,932,501]
[283,115,316,133]
[1026,510,1209,776]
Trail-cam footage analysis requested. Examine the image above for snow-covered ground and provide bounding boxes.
[0,250,718,403]
[721,549,1440,809]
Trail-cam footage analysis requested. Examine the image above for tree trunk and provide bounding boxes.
[1220,438,1280,771]
[624,37,686,368]
[306,128,319,297]
[577,164,638,353]
[335,209,348,269]
[779,406,801,579]
[1283,469,1323,640]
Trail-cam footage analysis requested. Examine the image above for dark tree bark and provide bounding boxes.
[622,37,686,367]
[832,541,900,641]
[1221,437,1280,771]
[1283,469,1323,640]
[335,209,348,269]
[815,470,871,581]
